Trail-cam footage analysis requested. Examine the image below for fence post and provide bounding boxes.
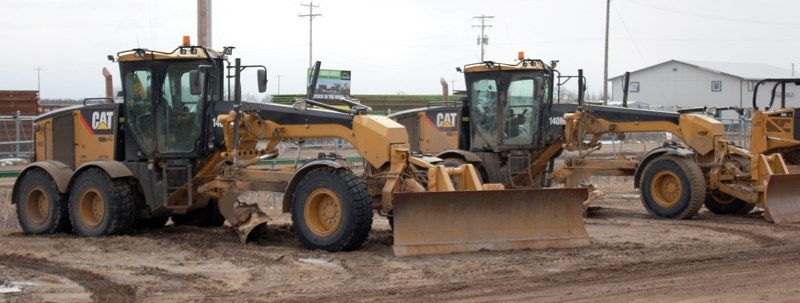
[739,118,744,147]
[15,110,21,157]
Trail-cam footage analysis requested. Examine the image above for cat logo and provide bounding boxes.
[92,111,114,130]
[80,108,116,135]
[436,112,458,129]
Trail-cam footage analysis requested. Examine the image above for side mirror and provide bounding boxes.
[534,76,544,98]
[190,70,203,95]
[257,69,268,93]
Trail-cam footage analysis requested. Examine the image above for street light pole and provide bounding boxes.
[35,67,41,93]
[603,0,611,105]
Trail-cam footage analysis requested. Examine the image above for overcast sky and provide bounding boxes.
[2,0,800,100]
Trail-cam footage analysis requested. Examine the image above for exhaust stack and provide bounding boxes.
[440,77,449,105]
[102,67,113,98]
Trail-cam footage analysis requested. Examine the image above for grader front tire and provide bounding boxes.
[291,167,372,252]
[639,155,705,219]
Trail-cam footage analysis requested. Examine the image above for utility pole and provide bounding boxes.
[34,67,42,94]
[276,75,282,94]
[197,0,212,47]
[472,15,494,62]
[603,0,610,105]
[299,2,322,69]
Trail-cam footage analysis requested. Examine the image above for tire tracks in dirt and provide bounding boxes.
[0,253,137,303]
[302,207,800,303]
[590,206,788,247]
[667,221,782,246]
[307,240,800,303]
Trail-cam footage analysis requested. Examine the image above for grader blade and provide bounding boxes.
[218,189,271,243]
[392,188,592,257]
[765,173,800,224]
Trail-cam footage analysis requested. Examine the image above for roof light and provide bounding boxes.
[518,51,525,60]
[183,35,191,46]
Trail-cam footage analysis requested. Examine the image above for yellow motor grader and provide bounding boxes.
[10,40,591,256]
[390,55,800,223]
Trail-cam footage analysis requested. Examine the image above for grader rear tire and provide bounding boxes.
[69,168,135,236]
[704,191,756,215]
[15,169,70,234]
[291,167,372,252]
[441,157,467,168]
[639,155,705,219]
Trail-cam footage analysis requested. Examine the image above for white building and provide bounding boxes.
[610,60,794,118]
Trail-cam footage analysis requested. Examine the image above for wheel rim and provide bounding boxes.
[303,188,343,237]
[78,189,105,228]
[24,187,49,225]
[650,171,683,208]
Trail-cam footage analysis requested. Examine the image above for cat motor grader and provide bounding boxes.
[11,39,591,256]
[390,54,800,223]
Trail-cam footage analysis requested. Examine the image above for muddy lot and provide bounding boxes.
[2,175,800,303]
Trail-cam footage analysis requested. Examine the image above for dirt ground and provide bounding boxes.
[2,141,800,303]
[2,174,800,303]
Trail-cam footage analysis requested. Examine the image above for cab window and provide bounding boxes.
[124,70,154,153]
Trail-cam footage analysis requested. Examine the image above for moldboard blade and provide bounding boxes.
[392,188,592,257]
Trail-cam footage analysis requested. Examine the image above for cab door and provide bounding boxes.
[154,63,206,155]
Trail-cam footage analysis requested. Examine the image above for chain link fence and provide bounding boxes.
[0,111,35,165]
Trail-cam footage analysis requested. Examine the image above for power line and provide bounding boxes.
[472,15,494,62]
[299,2,322,69]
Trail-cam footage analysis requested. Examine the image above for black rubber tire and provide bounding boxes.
[291,167,373,252]
[68,168,135,236]
[703,154,755,215]
[704,191,756,215]
[639,155,706,219]
[441,157,467,168]
[172,199,225,227]
[134,216,170,228]
[14,168,71,234]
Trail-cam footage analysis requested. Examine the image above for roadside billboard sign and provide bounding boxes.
[307,69,351,103]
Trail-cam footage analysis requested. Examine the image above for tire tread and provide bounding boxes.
[15,168,71,234]
[69,168,135,236]
[291,167,372,252]
[639,155,705,219]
